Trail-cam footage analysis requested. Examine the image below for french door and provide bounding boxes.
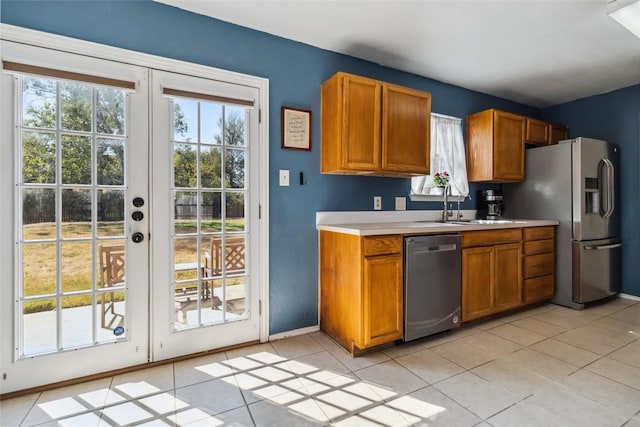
[150,70,261,360]
[0,43,150,393]
[1,38,265,394]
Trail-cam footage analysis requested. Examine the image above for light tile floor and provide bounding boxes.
[2,297,640,426]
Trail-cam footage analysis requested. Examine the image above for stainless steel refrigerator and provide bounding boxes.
[504,137,621,309]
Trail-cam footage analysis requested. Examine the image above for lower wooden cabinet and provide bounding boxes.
[320,226,555,348]
[461,226,555,322]
[523,226,555,302]
[494,243,524,311]
[320,231,403,354]
[461,246,494,321]
[462,239,522,322]
[363,254,403,348]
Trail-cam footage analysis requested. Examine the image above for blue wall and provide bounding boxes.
[3,0,548,334]
[542,85,640,298]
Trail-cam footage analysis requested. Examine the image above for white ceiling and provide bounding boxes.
[157,0,640,108]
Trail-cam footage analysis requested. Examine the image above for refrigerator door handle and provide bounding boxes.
[584,243,622,250]
[598,158,615,218]
[605,158,615,218]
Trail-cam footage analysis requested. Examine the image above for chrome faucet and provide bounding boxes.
[442,184,451,222]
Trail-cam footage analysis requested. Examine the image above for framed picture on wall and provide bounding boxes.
[281,106,311,151]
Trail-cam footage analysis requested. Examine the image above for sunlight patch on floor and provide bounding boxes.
[33,348,449,425]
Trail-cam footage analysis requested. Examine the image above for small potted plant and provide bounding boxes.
[433,171,450,187]
[431,171,450,195]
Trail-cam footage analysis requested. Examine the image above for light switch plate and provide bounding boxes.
[279,170,290,186]
[395,197,406,211]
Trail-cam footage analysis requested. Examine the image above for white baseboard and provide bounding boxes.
[619,293,640,301]
[269,325,319,341]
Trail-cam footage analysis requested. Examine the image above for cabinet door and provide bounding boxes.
[342,74,382,171]
[493,111,525,181]
[549,124,568,145]
[526,118,549,145]
[494,243,523,311]
[363,254,403,347]
[462,246,494,322]
[381,84,431,175]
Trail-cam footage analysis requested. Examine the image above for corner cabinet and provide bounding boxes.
[321,72,431,177]
[549,123,568,145]
[319,231,403,354]
[467,109,525,182]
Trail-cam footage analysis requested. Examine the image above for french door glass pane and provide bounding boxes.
[170,99,248,330]
[22,77,56,129]
[17,76,129,357]
[22,132,56,183]
[61,241,92,292]
[97,189,125,236]
[62,189,92,238]
[201,192,222,233]
[97,137,125,185]
[96,88,125,135]
[22,188,55,237]
[61,82,92,132]
[23,298,57,355]
[22,243,56,296]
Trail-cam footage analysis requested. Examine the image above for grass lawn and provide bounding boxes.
[22,218,245,313]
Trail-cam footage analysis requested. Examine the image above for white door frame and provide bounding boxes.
[0,24,270,394]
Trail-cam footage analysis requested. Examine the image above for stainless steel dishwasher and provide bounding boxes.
[404,234,461,341]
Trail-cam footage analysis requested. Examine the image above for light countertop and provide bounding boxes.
[317,219,559,236]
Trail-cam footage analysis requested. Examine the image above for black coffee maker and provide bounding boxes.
[477,189,504,219]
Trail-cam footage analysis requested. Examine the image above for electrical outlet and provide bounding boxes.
[279,169,289,186]
[374,196,382,210]
[395,197,406,211]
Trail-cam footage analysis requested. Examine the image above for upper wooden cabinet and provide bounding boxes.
[467,109,525,182]
[321,72,431,176]
[525,118,549,145]
[549,123,568,145]
[526,118,568,146]
[468,109,569,181]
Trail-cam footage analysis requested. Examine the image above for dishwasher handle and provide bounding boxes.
[412,243,458,254]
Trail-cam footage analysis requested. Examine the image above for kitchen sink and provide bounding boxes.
[449,219,527,225]
[391,221,462,228]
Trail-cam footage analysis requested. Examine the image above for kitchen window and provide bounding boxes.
[411,113,468,200]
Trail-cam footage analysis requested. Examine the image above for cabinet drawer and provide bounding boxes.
[363,235,402,256]
[462,229,522,247]
[524,275,554,302]
[524,226,554,241]
[524,253,554,278]
[524,239,554,255]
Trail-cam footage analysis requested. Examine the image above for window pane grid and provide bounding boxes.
[170,98,248,330]
[16,75,128,357]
